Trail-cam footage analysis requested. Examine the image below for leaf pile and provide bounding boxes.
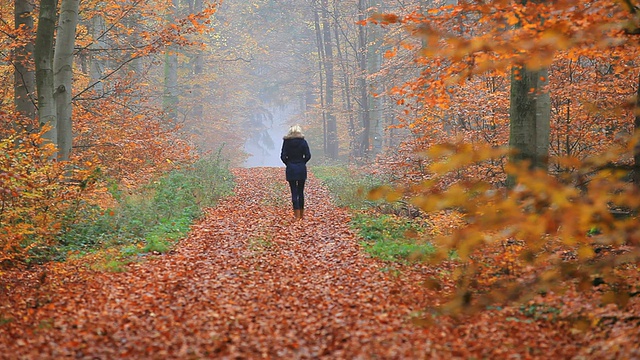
[0,167,638,358]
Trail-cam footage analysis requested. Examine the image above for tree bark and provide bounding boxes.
[14,0,36,125]
[313,1,327,154]
[163,0,179,124]
[633,72,640,185]
[321,0,338,159]
[368,0,384,155]
[35,0,58,147]
[54,0,80,161]
[507,0,550,187]
[90,13,108,95]
[507,65,551,186]
[191,0,204,121]
[357,0,370,159]
[333,17,356,157]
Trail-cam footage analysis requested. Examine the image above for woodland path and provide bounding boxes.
[1,168,587,359]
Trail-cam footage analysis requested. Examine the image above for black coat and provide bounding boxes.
[280,136,311,181]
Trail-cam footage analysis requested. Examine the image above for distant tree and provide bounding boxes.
[320,0,338,159]
[163,0,179,124]
[14,0,36,125]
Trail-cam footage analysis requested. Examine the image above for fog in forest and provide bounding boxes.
[243,105,297,167]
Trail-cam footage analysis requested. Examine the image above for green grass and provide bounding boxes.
[314,165,434,263]
[312,166,387,209]
[352,213,435,263]
[248,236,274,252]
[0,316,14,326]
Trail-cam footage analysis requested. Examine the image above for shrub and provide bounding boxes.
[0,132,97,267]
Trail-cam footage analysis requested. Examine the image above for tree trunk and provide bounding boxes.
[191,0,204,121]
[507,0,550,187]
[163,0,179,124]
[14,0,36,126]
[507,65,551,186]
[35,0,58,147]
[313,2,327,154]
[368,0,384,155]
[54,0,80,161]
[333,17,356,157]
[321,0,338,159]
[357,0,370,159]
[633,72,640,185]
[90,13,107,95]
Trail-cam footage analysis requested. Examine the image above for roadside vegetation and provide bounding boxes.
[25,156,234,269]
[312,165,436,262]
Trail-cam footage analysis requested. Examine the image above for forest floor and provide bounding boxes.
[1,167,639,359]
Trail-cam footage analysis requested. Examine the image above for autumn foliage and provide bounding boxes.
[0,0,227,264]
[359,0,640,321]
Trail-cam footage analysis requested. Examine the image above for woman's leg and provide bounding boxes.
[288,180,301,210]
[297,180,305,216]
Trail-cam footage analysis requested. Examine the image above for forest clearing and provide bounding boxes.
[0,168,637,359]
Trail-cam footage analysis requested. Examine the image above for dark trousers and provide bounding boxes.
[288,180,305,210]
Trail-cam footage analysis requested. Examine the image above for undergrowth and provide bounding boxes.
[313,165,435,263]
[312,166,386,209]
[352,213,435,262]
[57,155,234,267]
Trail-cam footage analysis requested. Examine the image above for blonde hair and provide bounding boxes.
[285,125,304,139]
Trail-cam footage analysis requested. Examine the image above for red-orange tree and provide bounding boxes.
[370,0,640,312]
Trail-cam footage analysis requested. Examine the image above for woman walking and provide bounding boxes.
[280,125,311,220]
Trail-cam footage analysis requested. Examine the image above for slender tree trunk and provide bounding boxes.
[14,0,36,126]
[90,13,107,95]
[368,0,384,155]
[191,0,204,121]
[54,0,80,161]
[313,2,327,154]
[163,0,179,124]
[333,18,356,157]
[35,0,58,147]
[633,72,640,185]
[124,0,143,75]
[357,0,370,159]
[322,0,338,159]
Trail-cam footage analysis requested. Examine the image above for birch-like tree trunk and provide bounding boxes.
[313,2,327,154]
[190,0,204,121]
[89,13,107,95]
[633,72,640,185]
[332,16,356,156]
[358,0,371,158]
[321,0,338,159]
[14,0,36,125]
[35,0,58,147]
[368,0,384,155]
[54,0,80,161]
[163,0,180,124]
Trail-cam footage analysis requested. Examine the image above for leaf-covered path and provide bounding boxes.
[0,168,604,358]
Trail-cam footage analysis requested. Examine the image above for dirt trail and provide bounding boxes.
[0,167,583,359]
